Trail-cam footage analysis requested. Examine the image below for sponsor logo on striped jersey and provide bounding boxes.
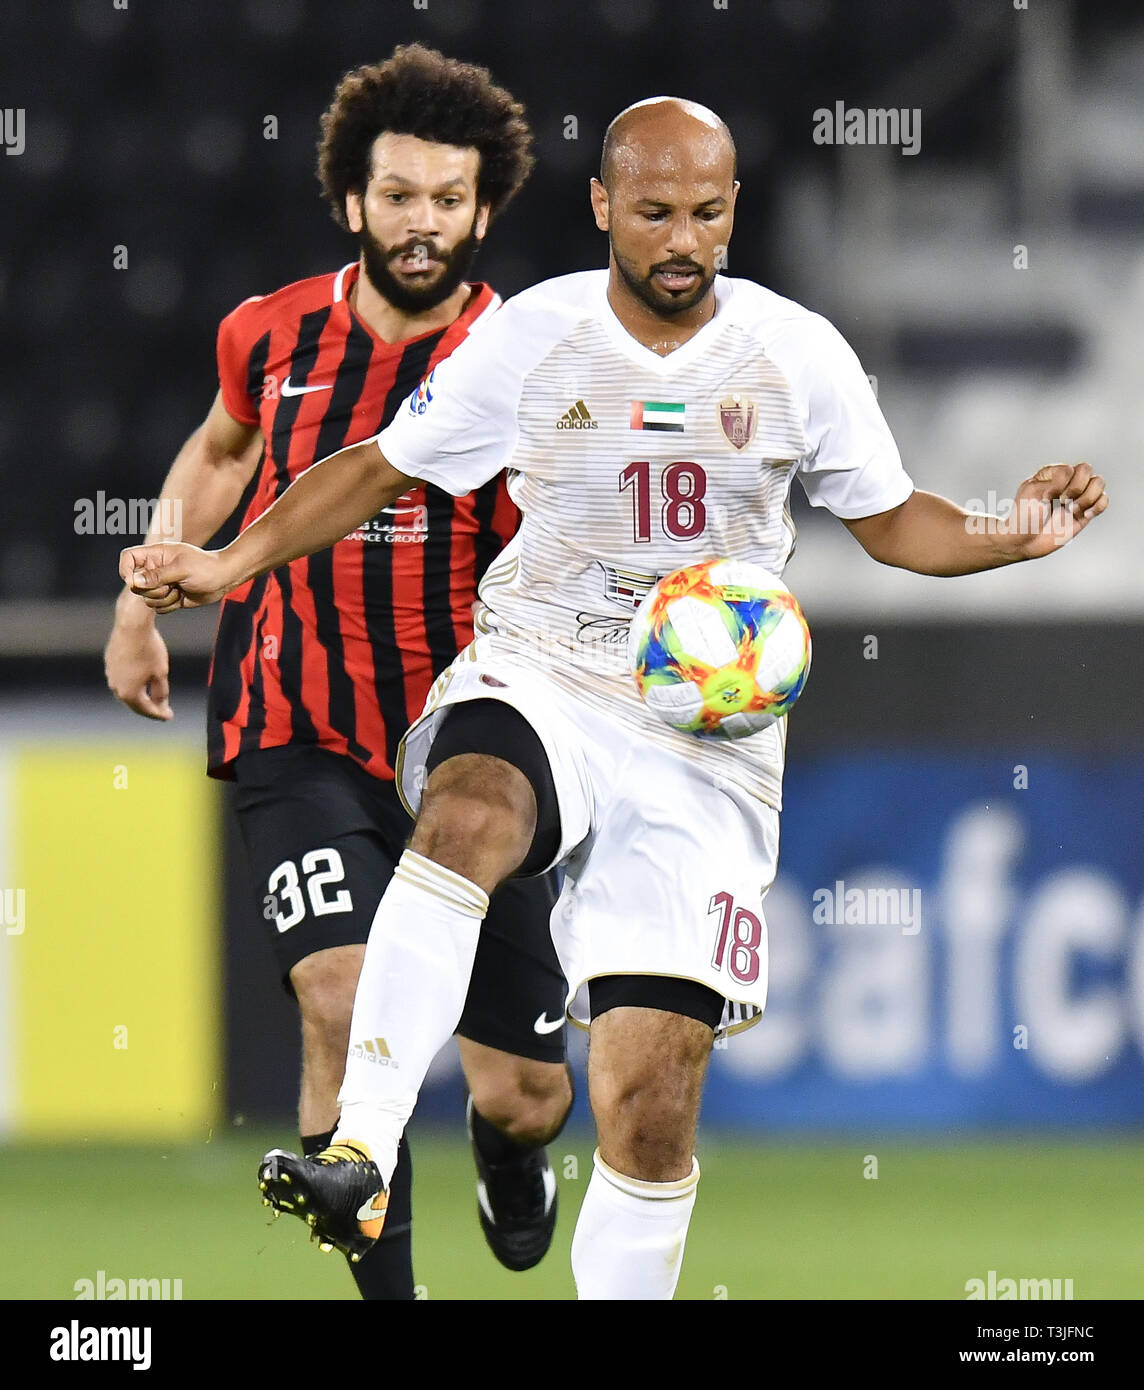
[596,562,668,609]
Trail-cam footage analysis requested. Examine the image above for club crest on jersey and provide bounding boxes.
[719,395,757,450]
[409,369,436,416]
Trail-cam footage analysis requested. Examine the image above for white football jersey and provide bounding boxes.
[376,270,913,808]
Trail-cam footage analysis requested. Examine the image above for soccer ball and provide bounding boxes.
[628,559,812,739]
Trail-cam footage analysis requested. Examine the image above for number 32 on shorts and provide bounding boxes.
[266,848,353,933]
[708,890,763,985]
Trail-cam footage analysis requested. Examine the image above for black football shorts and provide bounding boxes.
[230,743,567,1063]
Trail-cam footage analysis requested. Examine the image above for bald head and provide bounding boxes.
[600,97,736,192]
[591,96,738,326]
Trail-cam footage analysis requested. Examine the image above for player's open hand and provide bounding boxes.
[118,542,232,612]
[104,616,173,720]
[1005,463,1107,560]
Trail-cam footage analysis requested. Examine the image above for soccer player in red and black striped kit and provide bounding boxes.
[105,45,573,1299]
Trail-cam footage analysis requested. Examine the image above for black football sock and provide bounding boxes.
[300,1130,415,1301]
[300,1127,336,1159]
[471,1105,533,1163]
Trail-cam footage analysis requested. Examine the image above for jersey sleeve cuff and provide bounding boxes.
[373,435,489,499]
[814,475,915,520]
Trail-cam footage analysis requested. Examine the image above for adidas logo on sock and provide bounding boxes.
[349,1037,396,1066]
[556,399,598,429]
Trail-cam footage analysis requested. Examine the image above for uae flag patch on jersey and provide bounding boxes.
[630,400,685,432]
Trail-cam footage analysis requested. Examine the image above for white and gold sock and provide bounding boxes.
[571,1149,701,1300]
[333,850,488,1187]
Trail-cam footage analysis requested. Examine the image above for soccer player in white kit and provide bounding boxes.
[122,97,1108,1299]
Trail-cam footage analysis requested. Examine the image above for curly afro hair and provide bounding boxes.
[318,44,535,230]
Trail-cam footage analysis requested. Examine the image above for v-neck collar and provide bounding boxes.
[332,261,488,351]
[595,272,732,375]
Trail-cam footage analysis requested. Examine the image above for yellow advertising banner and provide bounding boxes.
[1,745,220,1139]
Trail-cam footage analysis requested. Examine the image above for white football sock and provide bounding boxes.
[333,850,488,1187]
[571,1149,700,1300]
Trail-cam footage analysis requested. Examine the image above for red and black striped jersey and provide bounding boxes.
[206,262,517,781]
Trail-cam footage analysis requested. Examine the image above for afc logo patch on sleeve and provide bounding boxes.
[409,369,437,416]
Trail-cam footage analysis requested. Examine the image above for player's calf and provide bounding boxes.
[290,946,416,1298]
[571,1000,715,1299]
[291,945,363,1135]
[460,1039,574,1272]
[589,1004,712,1181]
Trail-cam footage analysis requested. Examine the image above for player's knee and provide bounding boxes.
[291,950,362,1058]
[412,755,536,882]
[470,1060,573,1148]
[592,1074,697,1181]
[604,1121,693,1183]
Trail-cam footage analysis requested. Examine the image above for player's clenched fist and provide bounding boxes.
[1005,462,1108,560]
[118,542,232,612]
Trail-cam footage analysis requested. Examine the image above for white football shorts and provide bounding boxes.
[397,636,779,1038]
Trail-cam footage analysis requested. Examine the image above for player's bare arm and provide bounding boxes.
[843,463,1108,576]
[105,390,263,717]
[119,439,418,612]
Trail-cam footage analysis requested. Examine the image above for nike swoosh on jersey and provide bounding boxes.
[533,1012,564,1035]
[281,376,333,396]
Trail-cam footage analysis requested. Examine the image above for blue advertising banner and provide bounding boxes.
[702,752,1144,1127]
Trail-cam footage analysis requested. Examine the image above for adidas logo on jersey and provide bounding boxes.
[556,400,597,429]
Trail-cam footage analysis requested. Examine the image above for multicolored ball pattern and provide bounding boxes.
[628,558,812,739]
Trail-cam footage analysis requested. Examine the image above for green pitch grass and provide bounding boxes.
[2,1129,1141,1300]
